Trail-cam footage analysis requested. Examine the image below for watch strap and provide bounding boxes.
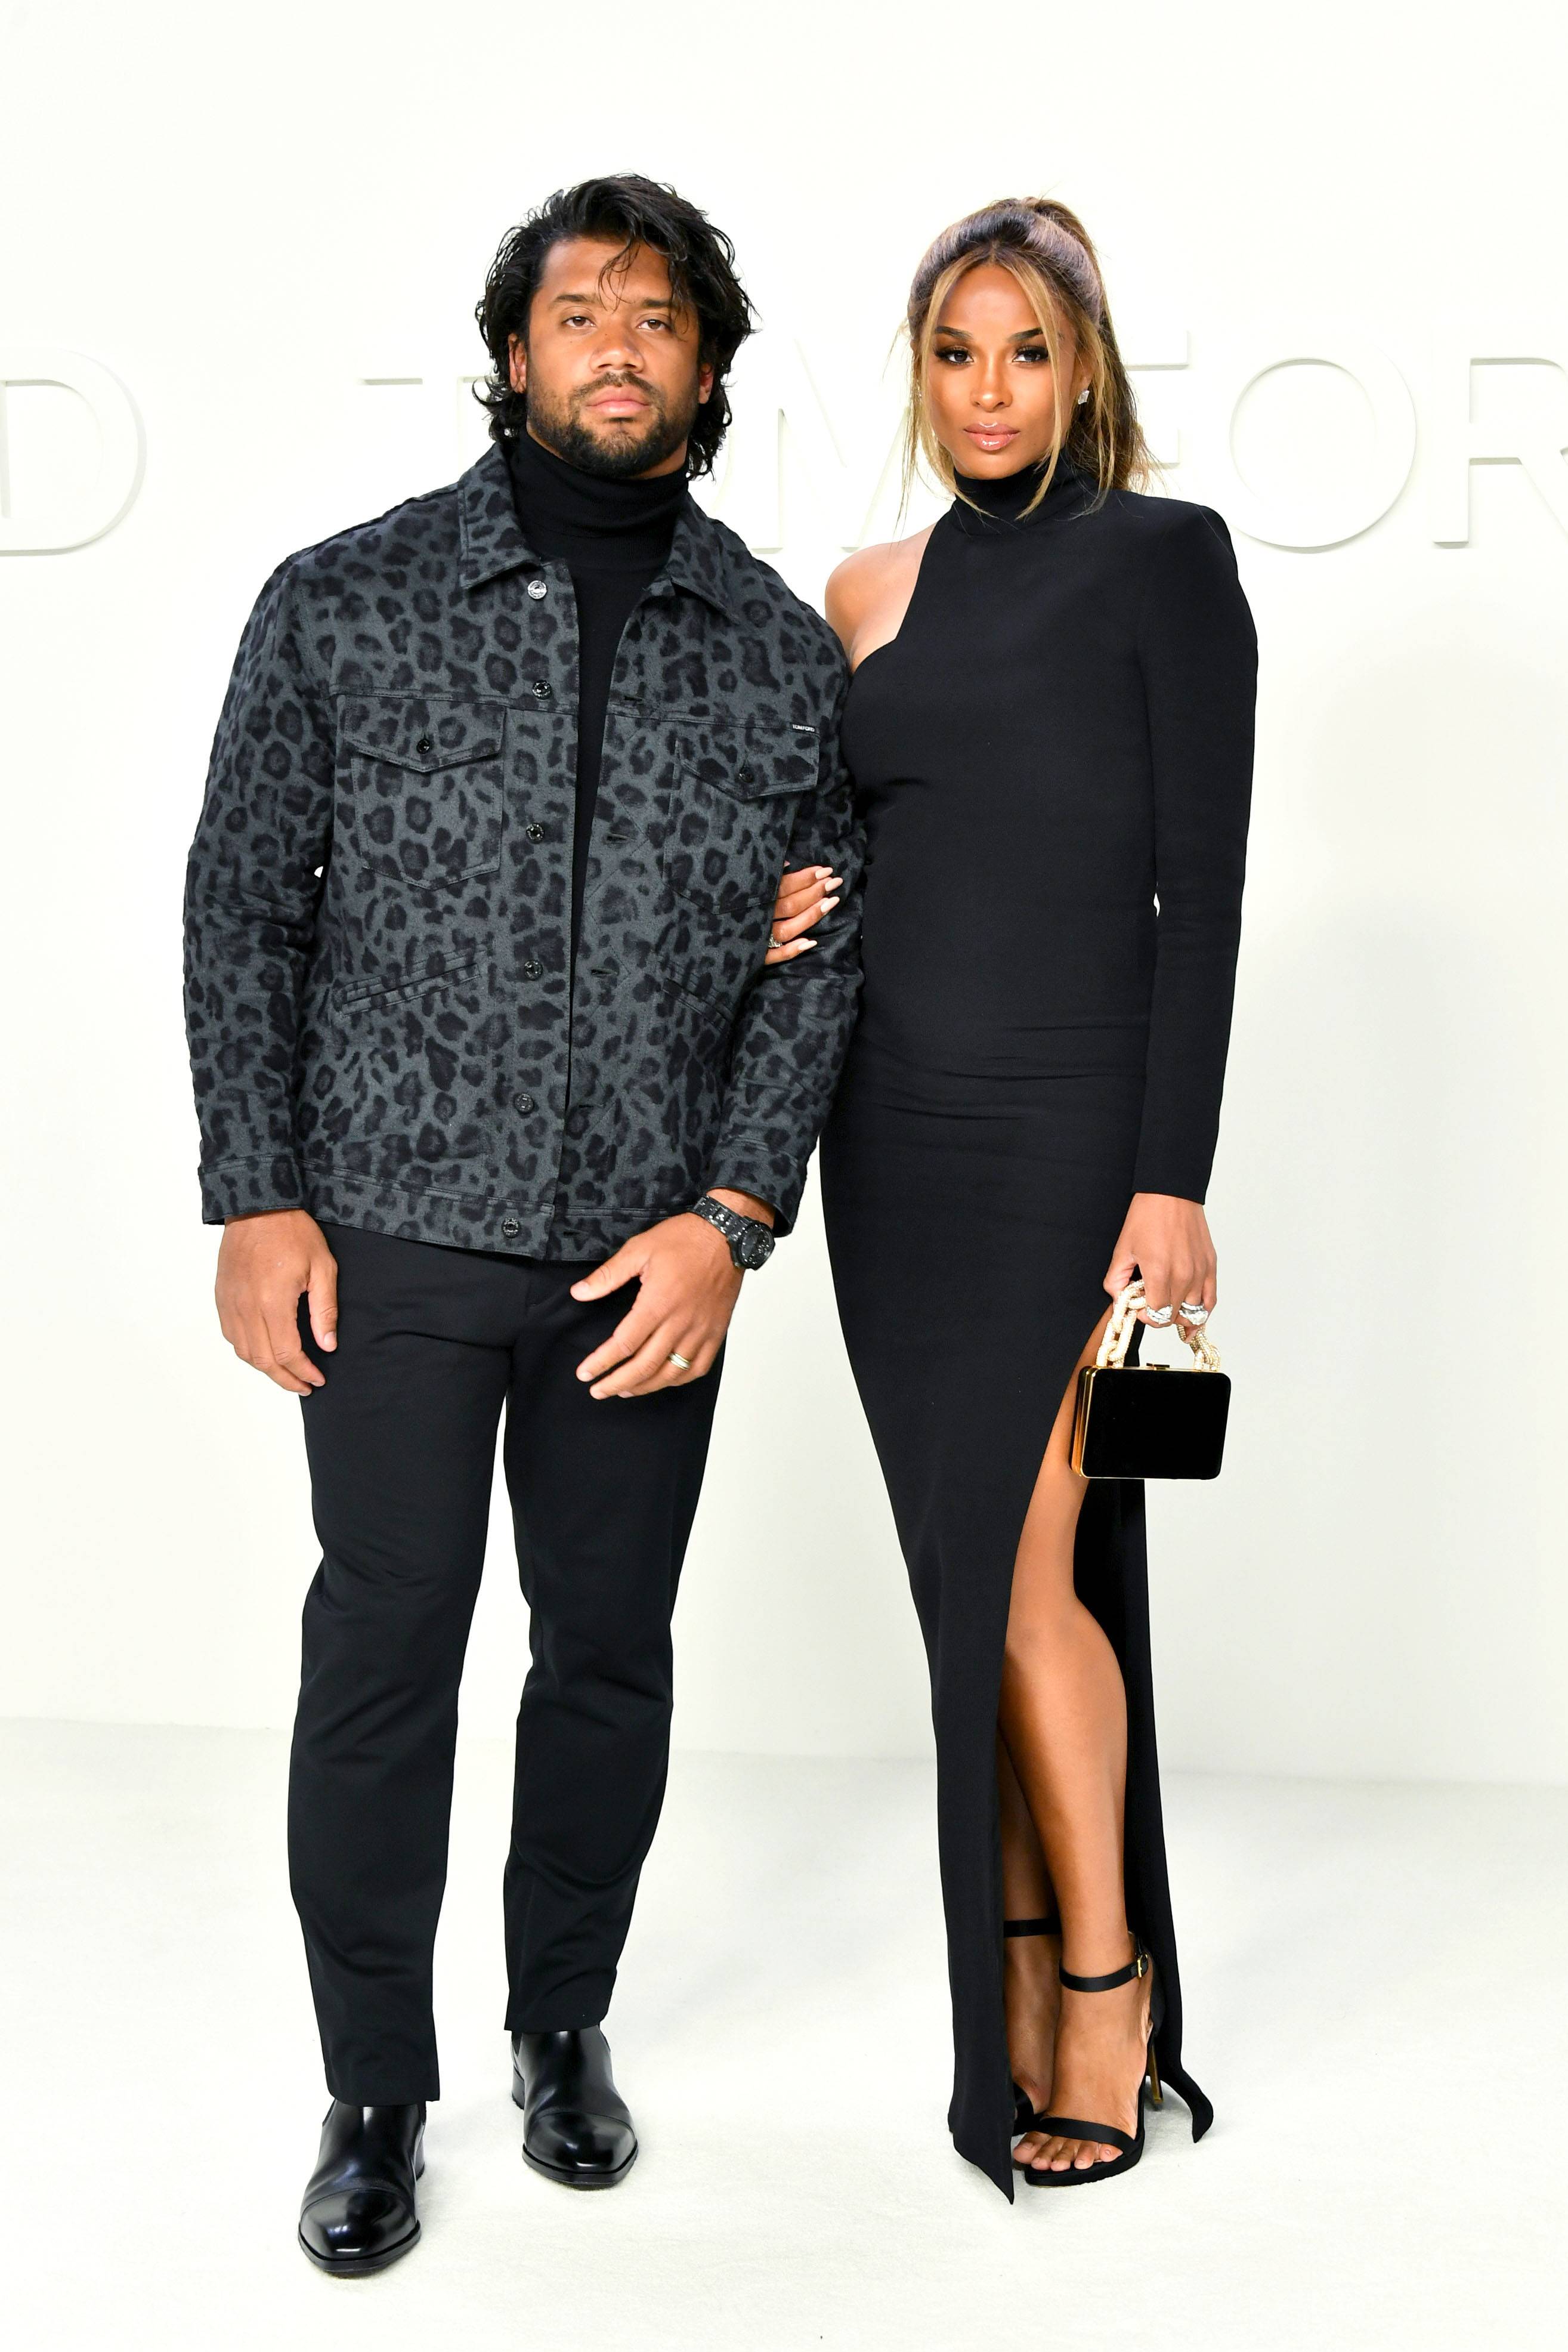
[690,1192,774,1268]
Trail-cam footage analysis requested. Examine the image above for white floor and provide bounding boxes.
[2,1723,1562,2351]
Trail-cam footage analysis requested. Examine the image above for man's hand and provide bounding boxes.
[571,1191,773,1398]
[215,1209,339,1394]
[1104,1193,1217,1331]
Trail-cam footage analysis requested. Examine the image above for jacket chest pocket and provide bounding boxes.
[336,694,506,893]
[662,721,815,916]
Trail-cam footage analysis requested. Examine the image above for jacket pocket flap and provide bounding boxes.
[339,694,506,771]
[332,947,483,1010]
[678,719,817,800]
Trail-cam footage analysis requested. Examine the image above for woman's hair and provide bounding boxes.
[903,197,1152,514]
[474,175,756,479]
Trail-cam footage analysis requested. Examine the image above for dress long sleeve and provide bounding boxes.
[1130,506,1257,1202]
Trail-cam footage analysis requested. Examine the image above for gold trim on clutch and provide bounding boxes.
[1070,1367,1095,1476]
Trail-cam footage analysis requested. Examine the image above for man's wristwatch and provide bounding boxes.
[689,1192,776,1271]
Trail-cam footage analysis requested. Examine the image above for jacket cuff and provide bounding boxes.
[705,1114,809,1238]
[198,1151,308,1225]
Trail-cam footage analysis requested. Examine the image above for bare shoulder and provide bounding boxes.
[825,532,931,625]
[824,528,936,666]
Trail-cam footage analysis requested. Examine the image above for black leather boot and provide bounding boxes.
[298,2100,425,2275]
[512,2028,638,2189]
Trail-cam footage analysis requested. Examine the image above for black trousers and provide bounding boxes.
[287,1223,721,2103]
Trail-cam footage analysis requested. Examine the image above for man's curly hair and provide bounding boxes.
[475,175,756,479]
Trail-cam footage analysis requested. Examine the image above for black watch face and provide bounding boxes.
[738,1225,775,1269]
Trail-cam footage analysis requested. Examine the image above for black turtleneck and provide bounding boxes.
[949,455,1090,533]
[503,428,687,953]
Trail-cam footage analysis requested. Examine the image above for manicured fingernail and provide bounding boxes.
[797,938,818,950]
[821,895,840,911]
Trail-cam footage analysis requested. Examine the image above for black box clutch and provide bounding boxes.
[1071,1281,1230,1481]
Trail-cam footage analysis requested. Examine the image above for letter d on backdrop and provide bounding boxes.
[0,349,145,554]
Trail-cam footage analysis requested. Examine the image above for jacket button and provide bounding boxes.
[527,579,548,601]
[531,680,553,700]
[501,1217,521,1240]
[522,958,543,979]
[736,763,753,783]
[514,1092,536,1114]
[525,821,545,842]
[416,734,434,755]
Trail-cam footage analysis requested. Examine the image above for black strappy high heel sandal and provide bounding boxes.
[1020,1936,1163,2189]
[1004,1912,1060,2134]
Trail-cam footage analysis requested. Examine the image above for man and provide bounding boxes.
[184,175,861,2274]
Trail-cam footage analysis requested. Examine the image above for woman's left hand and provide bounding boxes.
[1103,1193,1216,1330]
[765,866,842,965]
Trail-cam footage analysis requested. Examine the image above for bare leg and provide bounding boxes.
[998,1735,1060,2116]
[1001,1312,1153,2174]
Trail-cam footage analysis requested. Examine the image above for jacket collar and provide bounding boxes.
[457,443,745,622]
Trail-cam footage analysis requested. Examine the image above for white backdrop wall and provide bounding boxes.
[2,0,1566,1781]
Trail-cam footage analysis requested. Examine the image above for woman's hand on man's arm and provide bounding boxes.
[763,866,843,965]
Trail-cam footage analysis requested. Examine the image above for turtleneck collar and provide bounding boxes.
[502,424,688,570]
[949,453,1088,536]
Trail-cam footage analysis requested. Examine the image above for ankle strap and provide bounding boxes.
[1003,1914,1060,1939]
[1059,1941,1150,1994]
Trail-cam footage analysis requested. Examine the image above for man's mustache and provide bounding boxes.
[573,375,666,416]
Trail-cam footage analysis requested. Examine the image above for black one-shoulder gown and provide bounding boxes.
[819,462,1256,2198]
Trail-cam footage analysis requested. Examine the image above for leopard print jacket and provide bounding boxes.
[183,447,864,1258]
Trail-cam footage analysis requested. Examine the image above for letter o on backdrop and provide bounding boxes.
[1218,337,1417,550]
[0,348,146,554]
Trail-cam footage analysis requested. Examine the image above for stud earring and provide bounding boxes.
[1076,388,1089,406]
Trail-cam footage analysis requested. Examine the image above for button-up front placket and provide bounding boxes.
[453,537,582,1252]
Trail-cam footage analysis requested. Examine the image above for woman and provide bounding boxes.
[780,198,1255,2198]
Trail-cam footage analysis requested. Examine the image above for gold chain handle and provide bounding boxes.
[1096,1280,1221,1373]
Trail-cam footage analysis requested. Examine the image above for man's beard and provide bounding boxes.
[525,374,696,480]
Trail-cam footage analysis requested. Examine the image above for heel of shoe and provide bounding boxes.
[1146,1973,1166,2107]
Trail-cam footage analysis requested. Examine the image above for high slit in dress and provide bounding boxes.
[819,459,1257,2198]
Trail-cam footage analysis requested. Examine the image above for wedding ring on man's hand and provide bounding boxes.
[1144,1304,1174,1325]
[1179,1303,1210,1326]
[667,1352,693,1370]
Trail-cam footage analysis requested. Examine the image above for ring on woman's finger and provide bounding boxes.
[1179,1302,1209,1325]
[769,936,785,950]
[667,1350,693,1371]
[1144,1303,1174,1326]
